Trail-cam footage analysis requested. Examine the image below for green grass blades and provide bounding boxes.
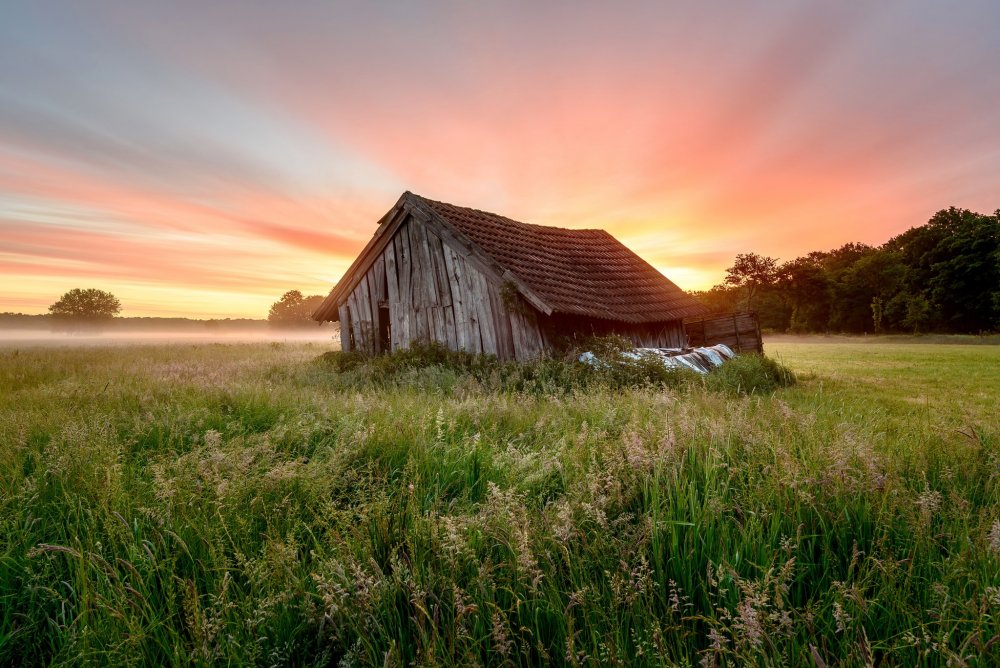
[0,341,998,666]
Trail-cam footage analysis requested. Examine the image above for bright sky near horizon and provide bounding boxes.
[2,1,998,318]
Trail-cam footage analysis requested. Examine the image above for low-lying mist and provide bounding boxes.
[0,328,339,347]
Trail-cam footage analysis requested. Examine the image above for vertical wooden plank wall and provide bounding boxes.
[384,238,401,350]
[370,255,386,353]
[337,304,352,352]
[338,215,545,360]
[394,228,412,349]
[683,312,762,353]
[634,323,686,348]
[533,316,686,352]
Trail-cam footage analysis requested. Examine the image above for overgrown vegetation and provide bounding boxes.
[318,339,789,395]
[694,206,1000,334]
[703,353,797,395]
[1,341,997,666]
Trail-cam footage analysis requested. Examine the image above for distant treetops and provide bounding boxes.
[694,207,1000,335]
[267,290,325,328]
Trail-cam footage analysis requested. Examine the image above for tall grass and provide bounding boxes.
[0,342,997,666]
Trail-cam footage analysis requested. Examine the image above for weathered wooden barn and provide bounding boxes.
[312,192,710,360]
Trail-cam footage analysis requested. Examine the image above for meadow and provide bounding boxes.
[0,339,998,666]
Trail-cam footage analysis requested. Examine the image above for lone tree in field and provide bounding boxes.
[724,253,779,312]
[48,288,122,328]
[268,290,325,328]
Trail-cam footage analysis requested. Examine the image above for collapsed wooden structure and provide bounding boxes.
[312,192,710,360]
[684,312,764,354]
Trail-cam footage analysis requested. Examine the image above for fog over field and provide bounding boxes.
[0,328,339,347]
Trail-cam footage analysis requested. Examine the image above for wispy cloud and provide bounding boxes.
[2,1,998,316]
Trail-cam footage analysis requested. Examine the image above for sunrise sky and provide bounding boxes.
[2,1,998,318]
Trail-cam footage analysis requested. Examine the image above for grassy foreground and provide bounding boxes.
[1,341,998,666]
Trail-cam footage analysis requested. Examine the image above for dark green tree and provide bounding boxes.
[778,257,831,332]
[848,251,905,333]
[902,293,934,333]
[884,207,1000,332]
[268,290,325,328]
[926,209,1000,331]
[697,207,998,334]
[817,244,875,332]
[723,253,779,312]
[48,288,122,329]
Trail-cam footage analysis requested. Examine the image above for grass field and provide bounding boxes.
[1,340,998,666]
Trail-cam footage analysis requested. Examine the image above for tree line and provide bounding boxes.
[693,207,1000,334]
[25,206,998,336]
[8,288,326,330]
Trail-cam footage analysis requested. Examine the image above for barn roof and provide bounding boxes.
[314,192,708,324]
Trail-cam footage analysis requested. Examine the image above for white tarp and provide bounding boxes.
[579,344,736,374]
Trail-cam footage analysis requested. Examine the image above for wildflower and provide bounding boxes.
[775,399,796,421]
[564,628,588,665]
[776,556,796,596]
[668,579,691,614]
[311,569,349,622]
[491,611,513,658]
[733,597,765,648]
[514,526,543,590]
[774,609,794,636]
[630,556,653,599]
[833,602,851,634]
[349,560,384,611]
[622,431,652,471]
[659,427,677,456]
[848,541,864,573]
[434,407,446,442]
[610,556,654,606]
[915,484,942,517]
[581,501,608,529]
[987,520,1000,553]
[439,515,471,564]
[203,429,222,448]
[930,582,948,602]
[565,587,588,612]
[453,586,477,618]
[549,499,576,543]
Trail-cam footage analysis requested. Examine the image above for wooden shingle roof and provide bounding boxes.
[313,191,708,324]
[408,193,708,323]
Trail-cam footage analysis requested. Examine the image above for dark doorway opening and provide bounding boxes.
[377,306,391,353]
[344,307,355,351]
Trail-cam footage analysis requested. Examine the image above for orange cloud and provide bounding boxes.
[3,2,998,316]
